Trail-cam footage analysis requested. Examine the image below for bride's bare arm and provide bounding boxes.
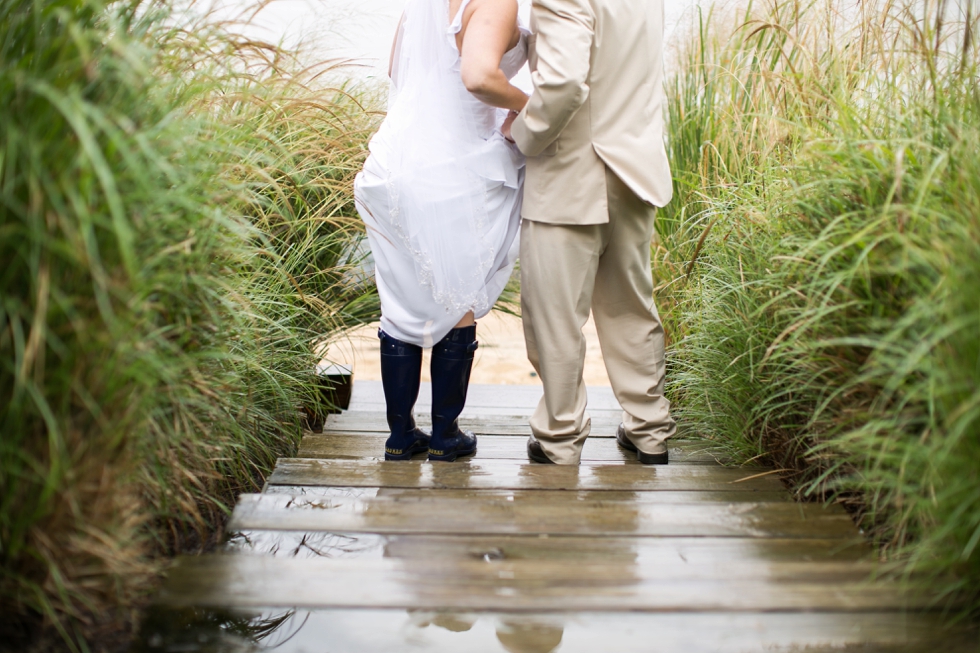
[458,0,528,112]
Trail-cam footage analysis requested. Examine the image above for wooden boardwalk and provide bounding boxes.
[139,382,964,652]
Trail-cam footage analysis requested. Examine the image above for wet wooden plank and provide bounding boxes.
[267,458,787,492]
[226,530,873,563]
[300,434,730,464]
[158,555,932,611]
[137,607,970,653]
[228,493,856,538]
[146,378,953,635]
[261,486,793,504]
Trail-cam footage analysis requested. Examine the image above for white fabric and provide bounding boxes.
[354,0,528,347]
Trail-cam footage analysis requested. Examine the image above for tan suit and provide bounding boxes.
[512,0,675,464]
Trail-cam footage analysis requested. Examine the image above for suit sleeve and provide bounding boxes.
[511,0,595,157]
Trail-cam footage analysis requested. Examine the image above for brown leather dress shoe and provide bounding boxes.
[616,424,668,465]
[526,437,556,464]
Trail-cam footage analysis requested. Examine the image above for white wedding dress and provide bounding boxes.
[354,0,528,348]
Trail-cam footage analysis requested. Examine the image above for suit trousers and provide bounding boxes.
[520,166,676,465]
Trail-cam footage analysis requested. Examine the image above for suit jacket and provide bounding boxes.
[511,0,672,225]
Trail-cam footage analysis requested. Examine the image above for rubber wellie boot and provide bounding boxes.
[428,325,478,462]
[379,329,430,460]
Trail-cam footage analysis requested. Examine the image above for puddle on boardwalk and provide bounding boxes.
[132,607,974,653]
[138,519,971,652]
[134,608,568,653]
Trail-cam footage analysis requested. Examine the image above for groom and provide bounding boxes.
[503,0,676,465]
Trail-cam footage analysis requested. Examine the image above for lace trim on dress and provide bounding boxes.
[381,164,497,315]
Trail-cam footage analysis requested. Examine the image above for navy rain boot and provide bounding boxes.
[379,329,430,460]
[428,325,479,462]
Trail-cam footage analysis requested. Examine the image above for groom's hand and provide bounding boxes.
[502,110,518,143]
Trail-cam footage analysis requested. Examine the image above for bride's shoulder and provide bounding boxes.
[456,0,521,41]
[463,0,520,18]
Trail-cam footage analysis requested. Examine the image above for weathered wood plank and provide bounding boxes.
[229,493,855,539]
[225,531,873,563]
[261,486,793,504]
[300,434,730,464]
[158,555,932,611]
[144,378,955,638]
[267,458,787,492]
[136,607,968,653]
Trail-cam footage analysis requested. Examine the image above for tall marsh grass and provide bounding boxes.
[0,0,378,648]
[661,0,980,613]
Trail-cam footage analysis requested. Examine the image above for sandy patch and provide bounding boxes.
[323,311,611,386]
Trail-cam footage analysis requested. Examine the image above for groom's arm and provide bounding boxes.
[510,0,595,157]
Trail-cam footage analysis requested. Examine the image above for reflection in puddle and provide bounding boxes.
[227,531,387,560]
[407,612,564,653]
[133,607,971,653]
[134,608,567,653]
[495,618,564,653]
[134,607,300,653]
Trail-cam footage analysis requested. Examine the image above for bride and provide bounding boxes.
[354,0,529,461]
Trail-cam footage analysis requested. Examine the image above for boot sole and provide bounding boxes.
[427,447,477,462]
[384,444,430,461]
